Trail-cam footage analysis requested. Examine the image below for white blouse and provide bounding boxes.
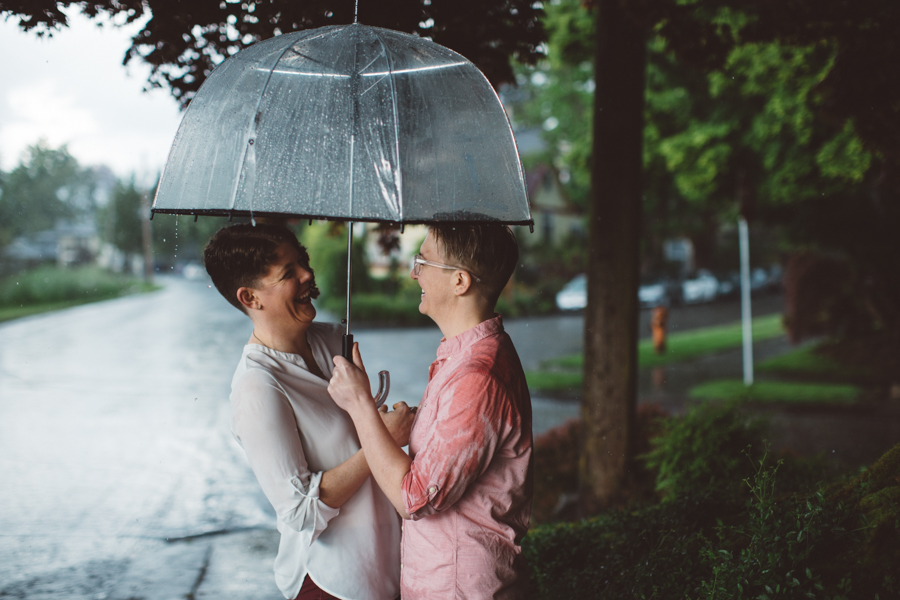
[230,322,401,600]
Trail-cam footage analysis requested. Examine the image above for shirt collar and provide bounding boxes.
[436,314,504,360]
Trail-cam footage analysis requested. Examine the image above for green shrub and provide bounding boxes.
[700,445,900,599]
[531,405,668,525]
[524,491,726,599]
[0,265,150,307]
[524,443,900,600]
[298,222,374,302]
[642,402,766,498]
[320,292,432,327]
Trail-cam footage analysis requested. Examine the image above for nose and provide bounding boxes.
[298,266,313,283]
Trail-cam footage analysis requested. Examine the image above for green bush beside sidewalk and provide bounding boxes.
[0,265,158,322]
[525,402,900,599]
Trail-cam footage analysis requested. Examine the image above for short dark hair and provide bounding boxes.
[202,223,319,313]
[429,222,519,306]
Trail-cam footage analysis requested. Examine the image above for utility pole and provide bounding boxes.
[738,216,753,385]
[141,191,154,282]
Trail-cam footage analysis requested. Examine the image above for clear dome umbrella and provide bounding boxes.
[151,23,532,404]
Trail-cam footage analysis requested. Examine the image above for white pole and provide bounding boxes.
[738,217,754,386]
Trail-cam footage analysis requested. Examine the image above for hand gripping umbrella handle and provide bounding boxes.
[342,333,390,408]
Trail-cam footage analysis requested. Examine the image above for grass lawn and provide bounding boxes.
[0,265,159,324]
[526,314,785,392]
[688,379,861,405]
[757,344,875,381]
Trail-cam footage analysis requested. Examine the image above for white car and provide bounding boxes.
[681,269,719,304]
[638,281,669,307]
[182,262,207,280]
[555,274,587,311]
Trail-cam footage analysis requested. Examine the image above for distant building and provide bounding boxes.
[3,221,98,270]
[518,164,584,247]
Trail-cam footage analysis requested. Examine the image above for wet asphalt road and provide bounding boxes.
[0,277,793,597]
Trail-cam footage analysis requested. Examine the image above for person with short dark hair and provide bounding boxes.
[329,222,533,599]
[203,222,414,600]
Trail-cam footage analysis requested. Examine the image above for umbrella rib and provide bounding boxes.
[373,30,403,223]
[359,75,387,97]
[261,69,350,78]
[360,62,467,76]
[358,53,382,75]
[228,41,301,214]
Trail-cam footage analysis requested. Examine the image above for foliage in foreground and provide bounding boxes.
[525,402,900,599]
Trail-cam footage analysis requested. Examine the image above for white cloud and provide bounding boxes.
[0,10,183,183]
[4,80,98,152]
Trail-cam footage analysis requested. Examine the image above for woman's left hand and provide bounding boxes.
[379,403,416,447]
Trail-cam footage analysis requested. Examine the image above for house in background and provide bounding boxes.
[2,221,98,273]
[517,164,584,247]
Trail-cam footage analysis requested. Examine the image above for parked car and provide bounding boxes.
[182,261,207,280]
[557,272,685,311]
[715,271,740,300]
[681,269,719,304]
[639,273,682,308]
[555,274,587,311]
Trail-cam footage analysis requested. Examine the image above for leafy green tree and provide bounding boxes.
[514,1,873,269]
[0,141,97,248]
[100,177,145,256]
[514,0,896,507]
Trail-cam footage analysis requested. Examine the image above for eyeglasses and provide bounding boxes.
[411,254,481,283]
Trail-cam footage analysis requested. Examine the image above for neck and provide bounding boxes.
[437,302,495,339]
[250,320,312,356]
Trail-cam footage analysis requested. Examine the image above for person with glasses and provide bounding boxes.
[329,222,533,599]
[202,223,414,600]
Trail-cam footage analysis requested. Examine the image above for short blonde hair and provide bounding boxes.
[429,223,519,306]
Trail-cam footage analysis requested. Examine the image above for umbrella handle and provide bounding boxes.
[373,370,390,408]
[342,333,390,408]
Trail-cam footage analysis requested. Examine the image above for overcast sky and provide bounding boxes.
[0,10,183,184]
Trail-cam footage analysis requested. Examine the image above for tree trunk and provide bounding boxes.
[580,0,647,513]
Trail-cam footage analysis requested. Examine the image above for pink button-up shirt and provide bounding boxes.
[400,315,533,599]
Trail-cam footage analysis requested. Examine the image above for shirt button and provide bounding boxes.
[428,486,436,494]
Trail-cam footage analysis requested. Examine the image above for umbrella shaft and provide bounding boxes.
[345,223,353,336]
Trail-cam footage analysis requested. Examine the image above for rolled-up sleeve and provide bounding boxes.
[401,369,508,518]
[232,369,339,544]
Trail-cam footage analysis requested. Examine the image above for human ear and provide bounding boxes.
[236,287,258,310]
[454,271,473,296]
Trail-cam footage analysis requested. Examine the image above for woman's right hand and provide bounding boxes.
[379,402,416,447]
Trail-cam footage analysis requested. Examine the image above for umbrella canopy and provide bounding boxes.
[151,23,531,226]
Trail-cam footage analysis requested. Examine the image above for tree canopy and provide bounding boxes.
[515,0,891,258]
[0,142,98,248]
[1,0,545,106]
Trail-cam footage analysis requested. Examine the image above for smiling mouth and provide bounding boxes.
[295,290,312,304]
